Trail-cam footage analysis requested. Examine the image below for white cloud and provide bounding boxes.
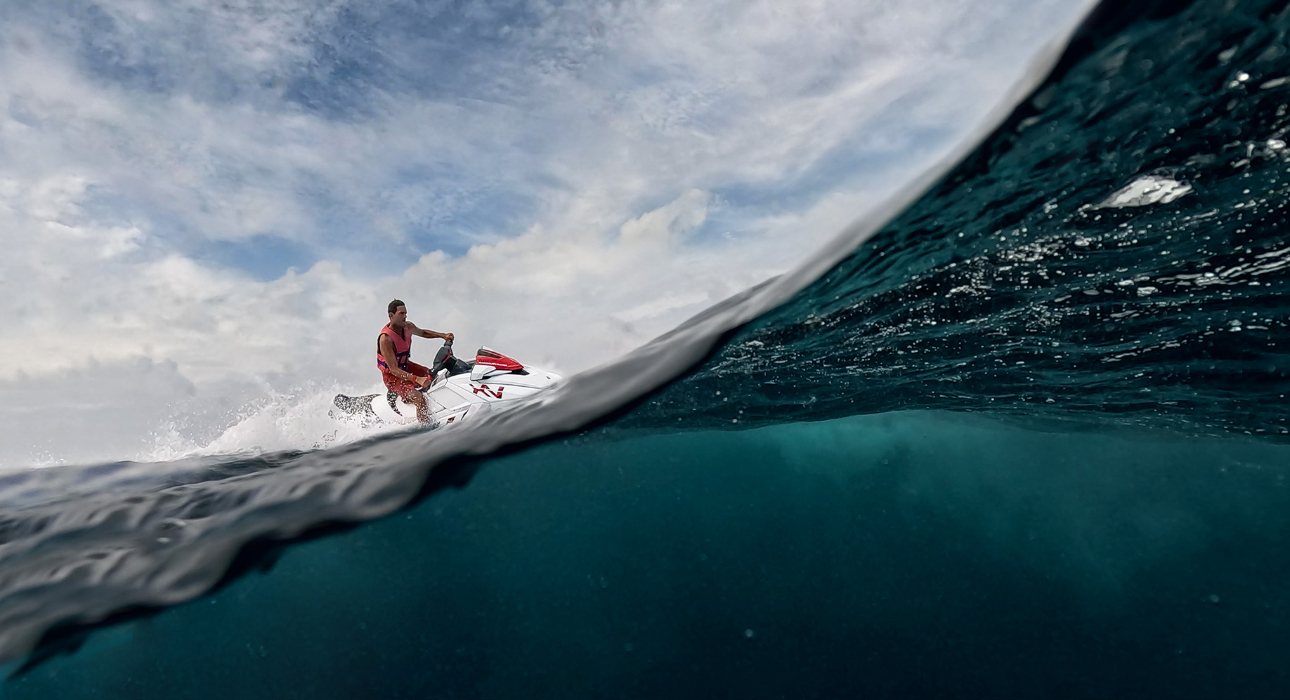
[619,189,710,248]
[0,0,1097,468]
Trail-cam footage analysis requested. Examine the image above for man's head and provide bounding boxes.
[387,299,408,327]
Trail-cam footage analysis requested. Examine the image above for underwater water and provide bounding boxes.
[2,0,1290,696]
[5,413,1290,699]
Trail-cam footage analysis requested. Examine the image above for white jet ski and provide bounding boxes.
[332,341,561,428]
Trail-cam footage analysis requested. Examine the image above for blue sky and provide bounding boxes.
[0,0,1095,465]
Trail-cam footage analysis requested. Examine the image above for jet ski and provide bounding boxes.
[332,340,561,428]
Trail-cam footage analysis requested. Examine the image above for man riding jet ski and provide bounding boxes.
[332,299,561,427]
[373,298,455,423]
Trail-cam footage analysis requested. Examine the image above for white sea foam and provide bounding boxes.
[140,386,411,462]
[1094,174,1193,208]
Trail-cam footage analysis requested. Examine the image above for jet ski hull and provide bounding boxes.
[333,346,560,428]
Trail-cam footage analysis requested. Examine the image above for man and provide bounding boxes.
[378,299,454,423]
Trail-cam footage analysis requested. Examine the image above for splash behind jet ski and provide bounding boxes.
[332,341,561,428]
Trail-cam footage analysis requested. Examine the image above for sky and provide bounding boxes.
[0,0,1095,467]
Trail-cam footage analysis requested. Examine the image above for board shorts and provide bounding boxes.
[383,361,431,402]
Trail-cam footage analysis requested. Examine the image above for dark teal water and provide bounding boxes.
[5,413,1289,699]
[2,0,1289,696]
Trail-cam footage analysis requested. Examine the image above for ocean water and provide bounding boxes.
[3,0,1290,697]
[6,414,1290,699]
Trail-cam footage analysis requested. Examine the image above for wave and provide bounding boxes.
[626,0,1290,438]
[1,0,1283,671]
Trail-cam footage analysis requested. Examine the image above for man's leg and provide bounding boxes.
[405,390,431,424]
[406,363,435,422]
[390,381,432,424]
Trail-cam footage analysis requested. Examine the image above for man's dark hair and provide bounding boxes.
[388,299,406,315]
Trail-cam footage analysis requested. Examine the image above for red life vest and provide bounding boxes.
[377,324,413,375]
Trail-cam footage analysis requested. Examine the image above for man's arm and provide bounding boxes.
[407,322,454,342]
[380,335,427,385]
